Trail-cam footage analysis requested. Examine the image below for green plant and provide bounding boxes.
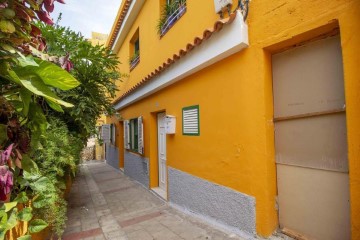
[0,1,82,239]
[31,116,82,237]
[129,50,140,65]
[157,0,186,35]
[37,22,122,143]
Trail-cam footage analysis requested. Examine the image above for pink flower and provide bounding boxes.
[43,0,55,13]
[0,165,13,201]
[59,53,73,72]
[56,0,66,4]
[36,10,54,25]
[0,144,13,165]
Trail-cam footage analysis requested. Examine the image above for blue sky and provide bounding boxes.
[51,0,123,38]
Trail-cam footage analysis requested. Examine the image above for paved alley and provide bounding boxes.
[63,161,248,240]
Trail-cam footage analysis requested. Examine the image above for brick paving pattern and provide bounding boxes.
[63,161,248,240]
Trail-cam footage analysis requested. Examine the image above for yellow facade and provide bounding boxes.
[88,31,108,46]
[106,0,360,238]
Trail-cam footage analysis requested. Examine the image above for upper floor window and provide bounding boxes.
[129,29,140,71]
[157,0,186,37]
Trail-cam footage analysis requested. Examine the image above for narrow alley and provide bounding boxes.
[63,161,248,240]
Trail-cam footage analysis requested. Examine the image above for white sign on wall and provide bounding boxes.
[214,0,233,13]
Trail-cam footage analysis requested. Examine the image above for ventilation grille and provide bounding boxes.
[183,106,200,135]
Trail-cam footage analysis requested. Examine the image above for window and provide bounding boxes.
[124,117,144,154]
[158,0,186,37]
[129,29,140,71]
[182,105,200,136]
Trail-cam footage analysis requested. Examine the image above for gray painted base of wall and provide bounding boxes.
[124,151,149,188]
[168,167,256,236]
[105,144,119,169]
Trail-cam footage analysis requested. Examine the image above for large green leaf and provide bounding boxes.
[18,60,80,90]
[0,227,5,240]
[0,62,21,84]
[21,154,39,173]
[19,76,74,107]
[30,176,53,192]
[45,99,63,112]
[4,202,17,213]
[6,208,18,230]
[28,219,48,233]
[17,208,32,222]
[32,195,49,209]
[14,192,29,204]
[0,20,15,33]
[28,103,47,149]
[17,56,39,67]
[19,88,32,116]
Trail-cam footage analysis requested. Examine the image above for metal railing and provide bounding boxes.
[160,4,187,37]
[130,55,140,70]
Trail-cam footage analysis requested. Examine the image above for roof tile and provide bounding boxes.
[114,11,239,103]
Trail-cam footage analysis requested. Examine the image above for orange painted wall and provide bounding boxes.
[108,0,360,237]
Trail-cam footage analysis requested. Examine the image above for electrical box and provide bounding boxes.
[165,115,176,134]
[214,0,233,13]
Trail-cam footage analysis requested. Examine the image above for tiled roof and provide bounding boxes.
[114,11,238,104]
[108,0,133,49]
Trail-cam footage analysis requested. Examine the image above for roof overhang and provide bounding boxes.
[114,10,248,111]
[111,0,145,53]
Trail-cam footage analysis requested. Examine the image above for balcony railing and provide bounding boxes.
[130,55,140,71]
[160,4,187,37]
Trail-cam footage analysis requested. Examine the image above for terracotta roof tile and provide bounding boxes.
[114,11,238,104]
[108,0,133,49]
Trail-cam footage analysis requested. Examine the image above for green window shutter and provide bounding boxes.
[182,105,200,136]
[138,116,144,154]
[133,119,138,150]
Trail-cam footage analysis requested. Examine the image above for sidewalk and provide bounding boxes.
[63,161,247,240]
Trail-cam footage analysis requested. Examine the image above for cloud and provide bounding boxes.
[51,0,122,38]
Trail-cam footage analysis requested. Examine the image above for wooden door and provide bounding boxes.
[157,112,167,191]
[272,36,350,240]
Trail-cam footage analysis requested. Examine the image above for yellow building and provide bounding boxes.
[105,0,360,239]
[88,31,108,46]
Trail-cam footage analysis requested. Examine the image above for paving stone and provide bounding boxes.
[122,224,144,234]
[103,229,126,240]
[65,161,248,240]
[101,222,122,233]
[63,225,82,235]
[82,221,100,231]
[148,227,179,240]
[127,229,154,240]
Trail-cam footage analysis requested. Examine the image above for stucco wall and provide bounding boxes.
[168,167,256,236]
[105,144,119,170]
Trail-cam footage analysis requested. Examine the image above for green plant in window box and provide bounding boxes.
[129,51,140,67]
[157,0,186,36]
